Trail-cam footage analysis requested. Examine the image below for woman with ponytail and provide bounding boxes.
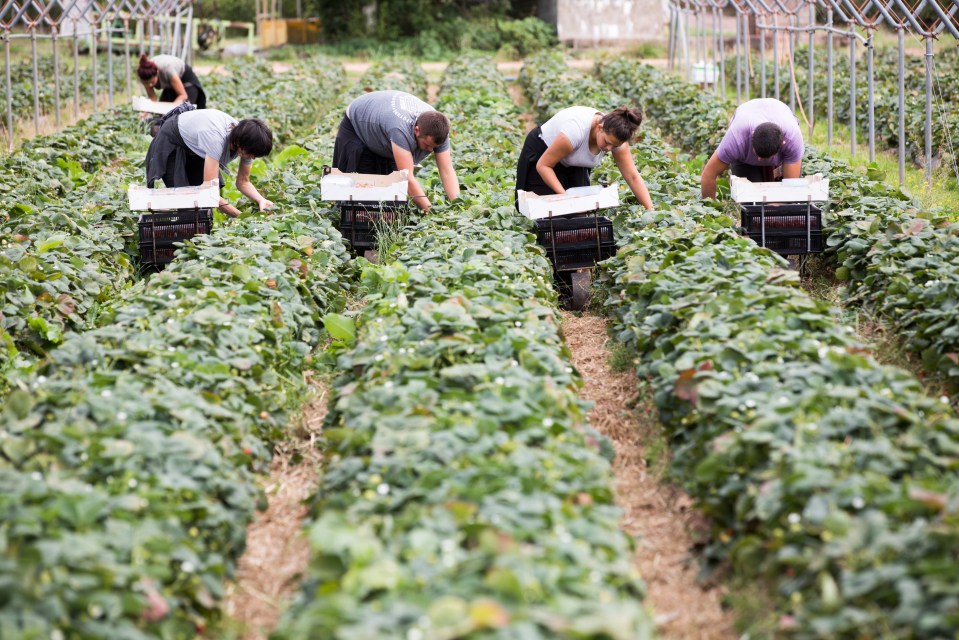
[136,53,207,109]
[515,106,653,210]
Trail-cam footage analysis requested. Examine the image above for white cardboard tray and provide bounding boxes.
[128,180,220,211]
[731,173,830,203]
[517,183,620,219]
[132,96,177,115]
[320,169,409,202]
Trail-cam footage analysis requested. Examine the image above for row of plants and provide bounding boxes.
[0,133,357,637]
[275,55,656,638]
[597,58,959,395]
[548,57,959,636]
[0,56,347,395]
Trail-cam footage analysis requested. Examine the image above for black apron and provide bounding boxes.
[331,114,398,175]
[157,64,207,109]
[514,126,590,211]
[144,108,208,189]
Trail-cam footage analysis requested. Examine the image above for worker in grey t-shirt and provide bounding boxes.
[700,98,804,199]
[136,53,207,109]
[332,90,460,212]
[515,105,654,210]
[144,107,273,217]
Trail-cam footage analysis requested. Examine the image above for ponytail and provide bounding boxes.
[137,54,158,81]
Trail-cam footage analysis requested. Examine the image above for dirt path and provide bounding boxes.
[562,312,736,639]
[221,379,328,639]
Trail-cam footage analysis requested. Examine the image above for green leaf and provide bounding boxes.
[322,313,356,343]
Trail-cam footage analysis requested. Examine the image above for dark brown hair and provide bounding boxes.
[136,54,158,81]
[229,118,273,158]
[414,110,450,146]
[601,106,644,143]
[752,122,784,159]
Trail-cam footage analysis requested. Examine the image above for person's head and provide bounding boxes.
[229,118,273,159]
[136,54,158,84]
[752,122,784,159]
[599,106,643,151]
[413,110,449,153]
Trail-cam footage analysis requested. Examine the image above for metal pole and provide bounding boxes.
[807,1,815,139]
[736,13,743,104]
[73,23,80,119]
[107,17,115,107]
[668,6,677,70]
[743,12,750,101]
[124,19,132,101]
[867,32,875,162]
[53,28,61,129]
[684,11,692,80]
[850,26,856,157]
[924,35,933,185]
[827,9,833,146]
[91,22,99,113]
[4,32,13,150]
[713,7,720,96]
[786,17,799,113]
[31,28,40,136]
[719,7,726,98]
[898,27,905,185]
[773,15,779,100]
[760,15,767,98]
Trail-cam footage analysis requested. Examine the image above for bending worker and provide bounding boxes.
[515,105,654,210]
[137,53,207,109]
[332,90,460,212]
[700,98,804,199]
[144,105,273,217]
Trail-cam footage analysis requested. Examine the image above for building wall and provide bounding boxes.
[550,0,669,45]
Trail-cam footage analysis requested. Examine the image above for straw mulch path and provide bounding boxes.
[562,310,736,639]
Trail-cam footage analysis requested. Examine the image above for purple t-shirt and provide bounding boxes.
[716,99,803,167]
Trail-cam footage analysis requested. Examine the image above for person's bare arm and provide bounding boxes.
[204,156,240,217]
[435,149,460,201]
[392,143,431,211]
[782,160,802,179]
[534,133,575,194]
[235,161,273,212]
[700,150,730,199]
[142,79,157,101]
[612,145,654,209]
[168,74,189,105]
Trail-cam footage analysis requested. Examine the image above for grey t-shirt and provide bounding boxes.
[153,54,186,90]
[177,108,248,176]
[346,90,450,165]
[540,106,604,168]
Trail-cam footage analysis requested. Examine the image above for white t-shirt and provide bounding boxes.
[540,106,604,168]
[177,109,242,173]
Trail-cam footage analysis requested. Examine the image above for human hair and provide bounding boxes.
[229,118,273,158]
[136,54,158,81]
[415,110,450,145]
[752,122,784,158]
[601,106,644,143]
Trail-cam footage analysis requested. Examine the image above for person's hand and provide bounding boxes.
[258,198,274,212]
[137,111,151,120]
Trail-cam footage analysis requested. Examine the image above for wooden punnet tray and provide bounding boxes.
[128,180,220,211]
[320,169,409,202]
[731,174,830,203]
[516,183,620,220]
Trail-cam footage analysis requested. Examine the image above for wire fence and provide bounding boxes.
[668,0,959,185]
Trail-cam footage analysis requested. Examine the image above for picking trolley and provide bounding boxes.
[320,167,410,262]
[517,184,620,310]
[731,174,830,274]
[128,180,219,268]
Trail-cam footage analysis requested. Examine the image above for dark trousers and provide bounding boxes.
[730,162,781,183]
[515,126,589,210]
[332,115,397,174]
[157,65,207,109]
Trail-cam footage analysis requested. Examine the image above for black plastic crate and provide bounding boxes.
[535,216,615,271]
[338,200,407,250]
[740,203,823,255]
[138,208,213,264]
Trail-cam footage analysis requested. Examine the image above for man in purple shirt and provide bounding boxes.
[700,98,804,198]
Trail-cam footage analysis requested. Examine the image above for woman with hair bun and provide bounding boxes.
[136,53,207,109]
[515,105,654,210]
